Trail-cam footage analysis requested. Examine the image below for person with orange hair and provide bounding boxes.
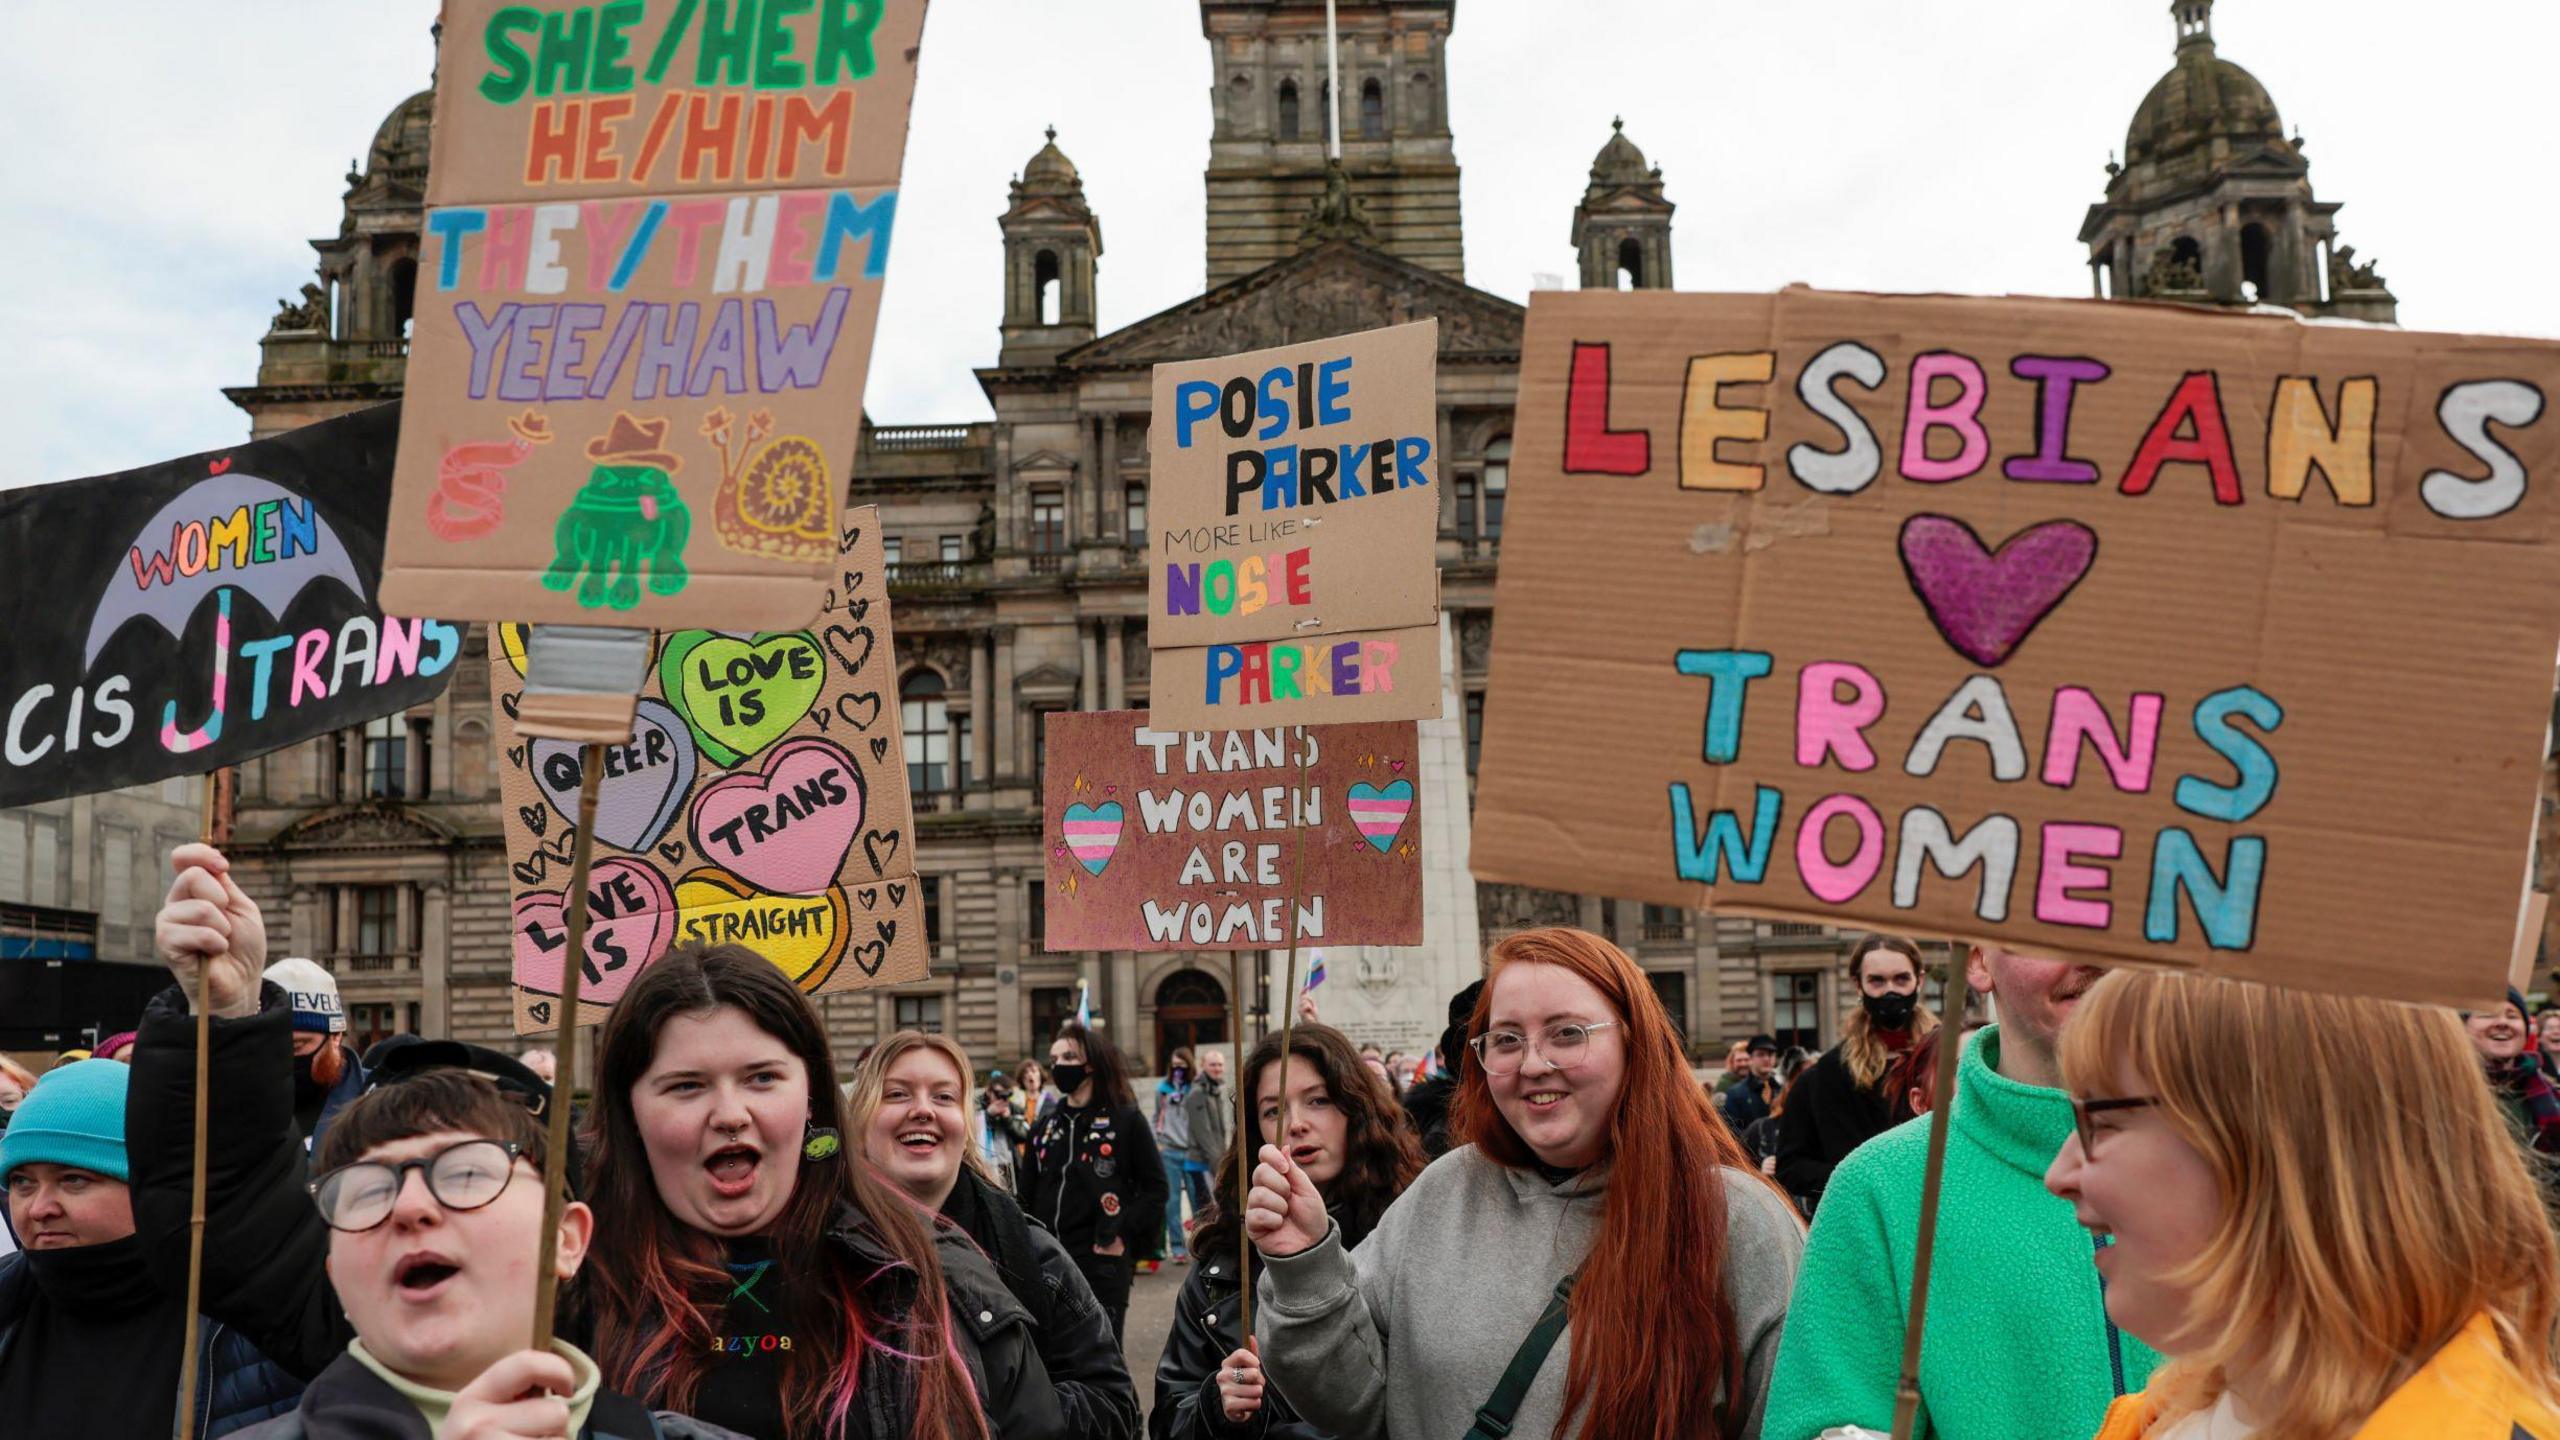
[1245,927,1802,1440]
[2052,967,2560,1439]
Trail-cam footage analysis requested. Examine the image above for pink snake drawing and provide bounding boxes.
[427,414,551,541]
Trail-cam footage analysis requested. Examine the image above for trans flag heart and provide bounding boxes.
[1063,802,1125,875]
[1347,780,1415,853]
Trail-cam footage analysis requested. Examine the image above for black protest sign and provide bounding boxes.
[0,403,461,807]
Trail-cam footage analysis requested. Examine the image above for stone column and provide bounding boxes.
[992,627,1017,781]
[291,886,324,958]
[1437,407,1458,538]
[1104,619,1127,710]
[1099,413,1122,542]
[431,688,454,797]
[1079,623,1100,711]
[1111,950,1140,1051]
[969,631,994,798]
[1079,415,1103,541]
[420,881,452,1038]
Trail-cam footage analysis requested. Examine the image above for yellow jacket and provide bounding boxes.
[2093,1314,2560,1440]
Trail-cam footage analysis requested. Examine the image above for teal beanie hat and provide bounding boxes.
[0,1058,131,1184]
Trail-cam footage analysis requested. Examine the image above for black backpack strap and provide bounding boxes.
[1462,1272,1577,1440]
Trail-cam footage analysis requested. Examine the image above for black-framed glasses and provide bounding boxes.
[2070,1097,2160,1158]
[1469,1021,1622,1077]
[308,1139,526,1233]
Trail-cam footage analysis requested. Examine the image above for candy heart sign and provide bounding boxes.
[1041,712,1424,951]
[495,507,931,1033]
[672,868,858,992]
[531,699,697,851]
[660,631,827,768]
[513,858,677,1006]
[689,738,865,896]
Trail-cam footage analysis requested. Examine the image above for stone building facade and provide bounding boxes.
[193,0,2404,1074]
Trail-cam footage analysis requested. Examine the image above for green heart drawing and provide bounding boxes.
[659,630,827,768]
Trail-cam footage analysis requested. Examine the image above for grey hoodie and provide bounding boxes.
[1255,1146,1801,1440]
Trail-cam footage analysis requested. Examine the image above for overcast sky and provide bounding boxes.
[2,0,2550,487]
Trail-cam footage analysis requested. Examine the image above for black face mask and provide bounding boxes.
[1862,990,1919,1031]
[1050,1063,1091,1096]
[24,1232,160,1316]
[292,1049,329,1110]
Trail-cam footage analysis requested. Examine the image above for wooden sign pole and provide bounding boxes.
[1890,958,1973,1440]
[1228,949,1253,1335]
[172,765,231,1440]
[528,743,604,1351]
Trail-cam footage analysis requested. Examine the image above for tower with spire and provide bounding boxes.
[997,127,1104,367]
[1574,118,1676,290]
[2080,0,2395,320]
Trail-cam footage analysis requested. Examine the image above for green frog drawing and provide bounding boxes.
[544,412,691,610]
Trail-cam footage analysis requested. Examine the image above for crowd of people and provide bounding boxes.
[3,842,2559,1438]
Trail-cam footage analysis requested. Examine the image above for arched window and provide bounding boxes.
[388,257,418,339]
[1034,249,1061,326]
[1616,238,1644,290]
[1278,79,1301,140]
[1360,78,1384,139]
[902,671,949,794]
[2240,223,2272,302]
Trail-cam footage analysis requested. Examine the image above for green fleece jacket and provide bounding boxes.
[1762,1027,2158,1440]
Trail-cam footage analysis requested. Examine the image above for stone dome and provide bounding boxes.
[1021,127,1081,193]
[1589,117,1654,186]
[2123,52,2284,168]
[367,89,434,184]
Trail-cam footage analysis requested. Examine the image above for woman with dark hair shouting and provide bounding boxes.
[582,945,1056,1440]
[1246,928,1803,1440]
[1151,1023,1425,1440]
[1019,1021,1166,1345]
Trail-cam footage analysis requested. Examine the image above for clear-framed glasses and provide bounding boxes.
[1469,1021,1622,1077]
[2070,1097,2160,1159]
[308,1138,525,1233]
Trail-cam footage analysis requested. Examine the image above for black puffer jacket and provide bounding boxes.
[1151,1210,1382,1440]
[940,1169,1138,1438]
[126,988,1071,1440]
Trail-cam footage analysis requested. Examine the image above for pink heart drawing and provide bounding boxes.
[1896,515,2098,669]
[687,737,866,896]
[512,858,676,1006]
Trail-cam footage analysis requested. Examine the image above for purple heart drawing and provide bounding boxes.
[1897,515,2098,668]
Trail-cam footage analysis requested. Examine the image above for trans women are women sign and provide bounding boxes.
[1146,321,1445,728]
[380,0,927,633]
[1473,288,2560,1007]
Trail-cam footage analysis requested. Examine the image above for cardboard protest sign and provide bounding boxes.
[1146,321,1444,729]
[493,506,925,1032]
[378,0,929,641]
[1041,712,1423,950]
[0,404,457,808]
[1473,287,2560,1008]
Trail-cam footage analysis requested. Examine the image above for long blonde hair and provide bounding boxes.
[2064,969,2560,1439]
[850,1030,996,1186]
[1840,934,1937,1089]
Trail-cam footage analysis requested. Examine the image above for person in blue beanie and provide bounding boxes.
[0,1058,192,1439]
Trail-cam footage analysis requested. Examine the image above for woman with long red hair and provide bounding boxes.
[1245,927,1803,1440]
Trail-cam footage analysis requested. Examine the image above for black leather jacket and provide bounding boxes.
[1151,1212,1378,1440]
[940,1169,1138,1439]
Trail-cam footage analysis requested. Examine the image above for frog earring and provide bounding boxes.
[803,1119,842,1162]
